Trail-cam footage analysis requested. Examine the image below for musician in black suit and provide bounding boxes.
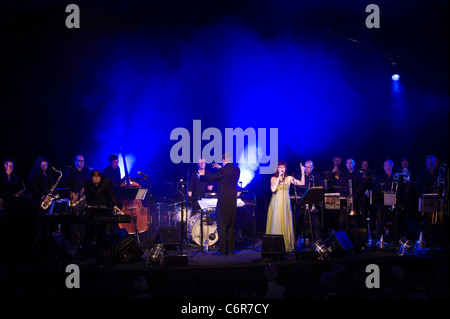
[62,154,91,204]
[294,160,324,242]
[102,154,124,190]
[337,158,363,231]
[27,156,54,206]
[0,158,24,208]
[83,170,120,261]
[373,159,395,240]
[188,157,214,211]
[200,153,240,256]
[84,170,120,212]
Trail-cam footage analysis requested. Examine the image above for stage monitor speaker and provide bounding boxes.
[345,228,366,251]
[156,227,179,249]
[112,236,144,264]
[324,231,354,258]
[261,234,285,261]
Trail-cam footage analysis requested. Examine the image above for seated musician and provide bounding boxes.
[102,154,140,191]
[62,153,91,209]
[188,157,214,211]
[27,156,54,209]
[0,158,25,210]
[102,154,124,190]
[82,170,120,261]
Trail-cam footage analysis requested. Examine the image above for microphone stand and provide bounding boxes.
[292,173,299,247]
[180,174,188,257]
[142,174,154,249]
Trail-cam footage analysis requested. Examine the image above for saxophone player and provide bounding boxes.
[27,156,54,209]
[62,154,91,208]
[0,158,25,209]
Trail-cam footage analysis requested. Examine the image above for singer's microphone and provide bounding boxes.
[137,171,149,178]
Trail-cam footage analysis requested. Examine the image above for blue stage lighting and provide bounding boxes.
[391,74,400,81]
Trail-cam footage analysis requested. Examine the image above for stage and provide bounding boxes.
[0,235,448,300]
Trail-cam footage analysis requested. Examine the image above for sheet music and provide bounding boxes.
[197,198,246,210]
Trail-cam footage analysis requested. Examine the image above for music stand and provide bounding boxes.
[299,187,324,245]
[195,198,217,254]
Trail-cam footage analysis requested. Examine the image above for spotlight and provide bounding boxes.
[391,74,400,81]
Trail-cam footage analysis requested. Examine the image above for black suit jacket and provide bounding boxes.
[200,163,240,225]
[84,177,117,208]
[28,168,54,200]
[338,169,364,201]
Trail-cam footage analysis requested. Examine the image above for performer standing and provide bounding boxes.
[416,155,439,198]
[373,159,395,240]
[337,158,363,231]
[200,153,240,256]
[294,160,323,243]
[266,161,305,253]
[82,170,121,261]
[188,157,214,210]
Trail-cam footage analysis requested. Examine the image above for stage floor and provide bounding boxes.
[0,236,448,300]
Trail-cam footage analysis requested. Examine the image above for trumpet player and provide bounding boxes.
[337,158,363,231]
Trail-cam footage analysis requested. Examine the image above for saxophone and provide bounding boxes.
[69,189,86,207]
[40,167,63,210]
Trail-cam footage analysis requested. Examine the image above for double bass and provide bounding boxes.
[118,153,150,243]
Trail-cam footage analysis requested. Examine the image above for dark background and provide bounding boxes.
[1,0,448,231]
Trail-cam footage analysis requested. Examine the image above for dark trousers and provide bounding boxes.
[217,211,236,255]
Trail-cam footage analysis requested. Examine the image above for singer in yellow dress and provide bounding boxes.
[266,161,305,252]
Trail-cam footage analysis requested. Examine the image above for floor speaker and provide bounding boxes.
[345,228,366,251]
[112,236,143,264]
[261,234,285,261]
[156,227,180,249]
[324,231,354,257]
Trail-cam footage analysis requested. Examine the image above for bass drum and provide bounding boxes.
[187,214,218,246]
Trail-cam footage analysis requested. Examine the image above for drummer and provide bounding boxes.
[188,157,214,212]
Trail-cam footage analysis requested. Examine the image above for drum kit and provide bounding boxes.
[165,194,219,248]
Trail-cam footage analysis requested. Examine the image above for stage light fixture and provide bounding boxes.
[314,240,332,261]
[391,74,400,81]
[397,237,414,256]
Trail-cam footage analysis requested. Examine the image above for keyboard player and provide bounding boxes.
[82,170,121,261]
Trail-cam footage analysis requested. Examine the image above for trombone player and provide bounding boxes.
[337,158,363,231]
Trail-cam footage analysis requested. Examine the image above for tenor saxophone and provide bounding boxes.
[40,167,63,210]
